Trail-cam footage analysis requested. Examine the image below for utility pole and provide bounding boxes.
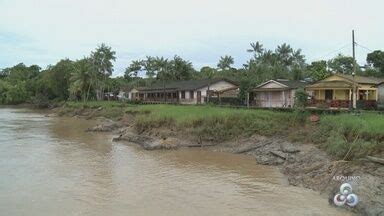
[352,30,357,109]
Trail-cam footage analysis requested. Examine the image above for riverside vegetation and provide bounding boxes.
[59,101,383,161]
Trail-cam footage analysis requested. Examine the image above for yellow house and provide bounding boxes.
[305,74,384,109]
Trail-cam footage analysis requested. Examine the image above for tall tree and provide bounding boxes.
[153,57,169,80]
[3,63,40,85]
[43,59,74,100]
[292,49,306,68]
[247,42,264,60]
[328,54,355,74]
[70,58,95,101]
[153,57,169,102]
[276,43,293,66]
[90,43,116,99]
[169,55,195,80]
[366,50,384,77]
[200,66,216,79]
[217,55,234,71]
[307,60,329,81]
[142,56,157,78]
[125,60,143,79]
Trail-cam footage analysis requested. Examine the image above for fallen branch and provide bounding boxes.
[342,135,359,161]
[282,148,300,153]
[112,134,123,142]
[234,141,273,154]
[185,144,217,148]
[270,150,287,160]
[366,156,384,165]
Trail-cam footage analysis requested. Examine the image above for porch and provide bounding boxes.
[138,91,180,103]
[307,88,378,109]
[133,89,201,104]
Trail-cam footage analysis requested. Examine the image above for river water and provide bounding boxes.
[0,108,350,216]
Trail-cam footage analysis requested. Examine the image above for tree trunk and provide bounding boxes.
[86,78,93,102]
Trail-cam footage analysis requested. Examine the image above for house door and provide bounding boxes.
[325,90,333,100]
[197,91,201,104]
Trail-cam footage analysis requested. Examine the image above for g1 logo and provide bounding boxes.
[333,183,359,207]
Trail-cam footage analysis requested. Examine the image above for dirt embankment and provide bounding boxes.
[55,107,384,216]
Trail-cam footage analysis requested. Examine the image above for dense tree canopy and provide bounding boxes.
[327,54,356,74]
[307,60,329,81]
[0,42,383,105]
[125,55,196,82]
[366,50,384,77]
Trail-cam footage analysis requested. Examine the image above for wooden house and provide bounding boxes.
[250,79,307,108]
[305,74,384,109]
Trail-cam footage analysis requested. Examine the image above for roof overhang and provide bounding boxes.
[255,80,289,89]
[253,87,292,92]
[305,80,354,90]
[139,88,179,93]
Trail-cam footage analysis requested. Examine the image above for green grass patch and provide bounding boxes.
[130,104,295,141]
[312,113,384,159]
[65,101,136,109]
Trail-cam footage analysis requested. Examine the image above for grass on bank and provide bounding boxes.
[64,102,383,160]
[132,104,298,140]
[60,101,136,119]
[312,113,384,160]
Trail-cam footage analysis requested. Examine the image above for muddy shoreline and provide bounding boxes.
[51,106,383,216]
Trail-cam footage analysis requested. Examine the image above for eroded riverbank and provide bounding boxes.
[56,105,384,216]
[0,107,355,216]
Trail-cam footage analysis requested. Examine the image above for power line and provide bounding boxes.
[355,43,373,52]
[312,43,350,61]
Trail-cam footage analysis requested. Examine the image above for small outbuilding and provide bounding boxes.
[251,79,307,108]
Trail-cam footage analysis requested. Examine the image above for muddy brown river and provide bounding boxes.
[0,108,351,215]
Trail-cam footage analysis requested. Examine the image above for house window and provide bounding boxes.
[190,91,194,99]
[181,91,185,99]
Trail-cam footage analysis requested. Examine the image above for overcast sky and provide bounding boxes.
[0,0,383,76]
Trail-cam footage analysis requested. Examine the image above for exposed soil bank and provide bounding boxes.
[54,106,383,216]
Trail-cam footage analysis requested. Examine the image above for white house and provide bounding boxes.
[126,78,238,104]
[251,79,307,108]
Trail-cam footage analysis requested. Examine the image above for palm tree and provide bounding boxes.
[260,50,278,67]
[169,55,194,80]
[90,43,116,100]
[217,55,234,71]
[292,49,306,68]
[125,60,143,78]
[143,56,156,79]
[154,57,170,102]
[247,42,264,60]
[276,43,293,66]
[70,58,94,101]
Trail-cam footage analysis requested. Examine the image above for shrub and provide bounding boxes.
[294,88,308,108]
